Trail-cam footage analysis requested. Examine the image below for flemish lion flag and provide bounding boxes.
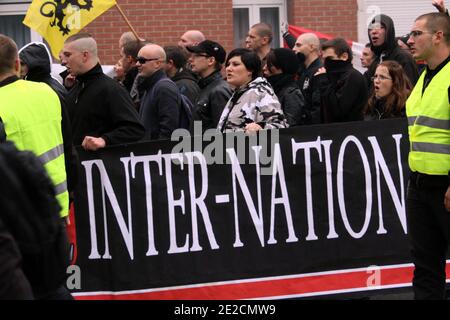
[23,0,116,58]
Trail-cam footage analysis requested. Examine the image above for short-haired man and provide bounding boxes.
[245,23,273,60]
[293,33,323,124]
[164,45,200,104]
[120,40,144,93]
[406,12,450,300]
[187,40,232,131]
[137,44,183,140]
[367,14,419,85]
[361,43,375,85]
[61,33,144,150]
[314,38,368,123]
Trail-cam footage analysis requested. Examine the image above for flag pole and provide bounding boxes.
[115,2,141,41]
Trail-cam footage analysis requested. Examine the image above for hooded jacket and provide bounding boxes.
[367,14,419,85]
[19,42,78,194]
[171,68,201,105]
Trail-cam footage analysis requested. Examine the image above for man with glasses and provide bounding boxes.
[187,40,231,132]
[405,12,450,300]
[137,44,183,140]
[367,14,419,86]
[62,34,144,150]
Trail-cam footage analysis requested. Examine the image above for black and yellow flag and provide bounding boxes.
[23,0,116,58]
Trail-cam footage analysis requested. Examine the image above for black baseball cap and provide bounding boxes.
[186,40,226,64]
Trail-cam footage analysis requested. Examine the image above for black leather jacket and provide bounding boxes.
[193,70,232,132]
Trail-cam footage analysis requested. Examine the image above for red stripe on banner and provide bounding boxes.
[73,263,450,300]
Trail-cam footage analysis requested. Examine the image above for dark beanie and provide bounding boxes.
[271,48,299,75]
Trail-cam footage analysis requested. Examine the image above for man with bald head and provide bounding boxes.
[245,23,273,60]
[137,43,183,140]
[178,30,205,52]
[292,33,323,124]
[62,33,144,150]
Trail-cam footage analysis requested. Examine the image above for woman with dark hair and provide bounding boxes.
[263,48,306,127]
[364,60,412,120]
[217,48,287,133]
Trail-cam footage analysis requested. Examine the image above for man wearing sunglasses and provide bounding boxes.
[406,12,450,300]
[137,44,183,140]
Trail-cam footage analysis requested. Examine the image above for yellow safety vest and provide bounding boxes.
[0,80,69,217]
[406,61,450,176]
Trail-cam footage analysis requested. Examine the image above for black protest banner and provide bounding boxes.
[70,118,430,299]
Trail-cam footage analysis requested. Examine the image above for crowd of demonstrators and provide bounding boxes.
[405,12,450,300]
[186,40,232,132]
[263,48,306,126]
[364,61,412,120]
[61,33,145,150]
[217,48,287,133]
[315,38,369,123]
[0,0,449,300]
[164,45,201,105]
[137,44,183,140]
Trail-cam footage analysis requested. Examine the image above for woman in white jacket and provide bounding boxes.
[217,48,287,133]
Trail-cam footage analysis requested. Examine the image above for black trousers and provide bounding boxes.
[407,172,450,300]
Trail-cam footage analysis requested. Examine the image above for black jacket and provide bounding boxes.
[368,14,419,86]
[138,69,181,140]
[299,58,323,124]
[193,70,232,132]
[0,216,33,299]
[0,142,69,299]
[19,43,78,193]
[267,73,306,127]
[316,60,368,123]
[172,68,201,105]
[122,66,139,93]
[66,63,145,146]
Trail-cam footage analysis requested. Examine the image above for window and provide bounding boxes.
[233,0,286,49]
[0,1,41,48]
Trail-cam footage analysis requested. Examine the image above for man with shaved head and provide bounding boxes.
[62,33,144,150]
[137,43,183,140]
[245,23,273,60]
[178,30,205,52]
[292,33,323,124]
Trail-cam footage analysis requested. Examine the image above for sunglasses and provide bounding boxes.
[136,57,160,64]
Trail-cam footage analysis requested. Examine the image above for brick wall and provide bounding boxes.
[82,0,234,65]
[287,0,358,41]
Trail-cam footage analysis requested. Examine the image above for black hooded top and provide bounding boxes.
[19,42,78,193]
[367,14,419,86]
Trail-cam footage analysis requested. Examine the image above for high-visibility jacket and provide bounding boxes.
[0,80,69,217]
[406,61,450,176]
